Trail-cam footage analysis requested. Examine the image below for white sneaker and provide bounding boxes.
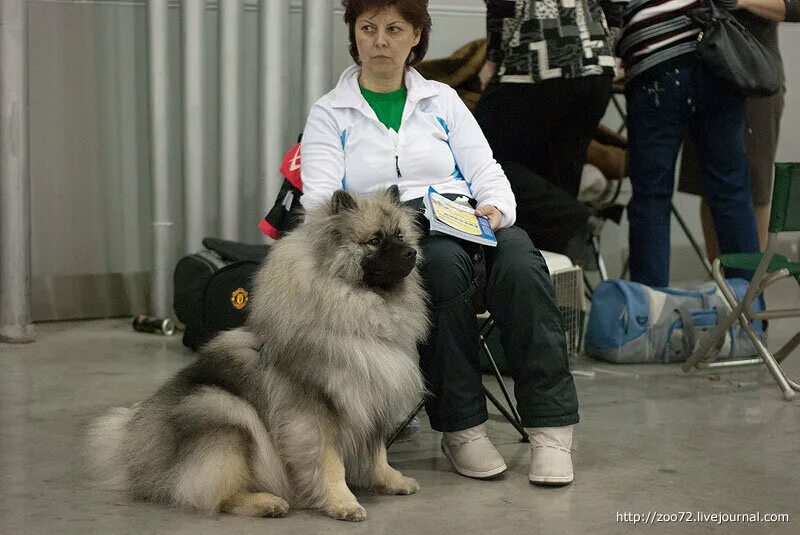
[441,424,507,479]
[526,425,574,486]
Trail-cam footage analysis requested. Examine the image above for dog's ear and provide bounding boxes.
[331,190,357,214]
[386,184,401,205]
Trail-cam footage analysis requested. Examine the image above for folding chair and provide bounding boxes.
[387,315,529,448]
[681,162,800,401]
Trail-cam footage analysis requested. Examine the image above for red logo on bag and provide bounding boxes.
[280,143,302,190]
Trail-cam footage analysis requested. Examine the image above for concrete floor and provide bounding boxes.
[2,281,799,535]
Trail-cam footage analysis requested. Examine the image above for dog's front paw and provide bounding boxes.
[323,501,367,522]
[221,492,290,518]
[376,475,419,495]
[256,495,290,518]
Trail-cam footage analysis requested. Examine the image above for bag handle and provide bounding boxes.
[675,307,731,362]
[690,1,746,30]
[676,307,698,361]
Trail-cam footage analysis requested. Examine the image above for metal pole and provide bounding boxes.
[260,0,290,217]
[303,0,333,113]
[147,0,173,318]
[183,0,206,252]
[0,0,35,342]
[219,0,242,240]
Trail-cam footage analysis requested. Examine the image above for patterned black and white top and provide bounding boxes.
[485,0,626,83]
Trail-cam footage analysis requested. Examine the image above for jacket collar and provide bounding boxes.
[328,64,438,111]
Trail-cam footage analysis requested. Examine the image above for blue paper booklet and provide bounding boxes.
[422,187,497,247]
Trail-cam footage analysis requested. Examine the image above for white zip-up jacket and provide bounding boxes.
[300,65,517,229]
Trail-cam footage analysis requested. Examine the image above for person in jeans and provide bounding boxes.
[679,0,798,262]
[619,0,761,287]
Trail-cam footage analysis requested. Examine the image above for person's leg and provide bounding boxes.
[546,75,613,197]
[677,131,720,260]
[484,226,577,485]
[699,199,719,261]
[744,89,784,250]
[416,235,484,432]
[690,70,760,280]
[475,82,555,181]
[684,86,784,259]
[699,199,769,263]
[416,234,506,479]
[754,204,771,251]
[484,226,578,427]
[626,66,693,287]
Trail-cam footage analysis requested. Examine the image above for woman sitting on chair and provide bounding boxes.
[299,0,579,485]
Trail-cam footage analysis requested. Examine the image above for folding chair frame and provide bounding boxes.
[680,233,800,401]
[387,316,529,448]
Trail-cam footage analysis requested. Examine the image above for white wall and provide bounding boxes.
[26,0,800,319]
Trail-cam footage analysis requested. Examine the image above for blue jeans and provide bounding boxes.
[626,61,760,287]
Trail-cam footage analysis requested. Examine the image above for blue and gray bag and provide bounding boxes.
[585,279,764,364]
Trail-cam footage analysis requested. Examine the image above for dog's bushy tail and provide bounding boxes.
[85,406,136,489]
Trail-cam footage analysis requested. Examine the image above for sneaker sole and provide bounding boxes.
[441,444,507,479]
[529,473,574,486]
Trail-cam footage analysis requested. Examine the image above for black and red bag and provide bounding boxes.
[258,141,305,239]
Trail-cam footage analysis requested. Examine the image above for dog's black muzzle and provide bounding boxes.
[362,245,417,290]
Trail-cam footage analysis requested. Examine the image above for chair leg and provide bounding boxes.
[681,308,739,373]
[682,262,749,371]
[738,314,799,401]
[481,335,524,425]
[774,332,800,363]
[483,386,528,442]
[592,235,609,281]
[386,399,425,449]
[583,271,594,298]
[479,318,528,442]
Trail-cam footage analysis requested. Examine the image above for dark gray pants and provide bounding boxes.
[417,226,579,432]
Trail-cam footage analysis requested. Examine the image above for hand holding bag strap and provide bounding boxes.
[688,0,782,97]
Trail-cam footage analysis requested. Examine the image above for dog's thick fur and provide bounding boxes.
[87,187,429,521]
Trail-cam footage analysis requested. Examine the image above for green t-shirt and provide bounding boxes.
[359,85,407,132]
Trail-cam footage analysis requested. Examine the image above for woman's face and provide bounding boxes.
[354,6,420,79]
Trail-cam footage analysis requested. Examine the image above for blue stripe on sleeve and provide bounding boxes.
[340,129,347,189]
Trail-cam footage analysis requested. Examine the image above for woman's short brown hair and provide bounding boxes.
[342,0,432,67]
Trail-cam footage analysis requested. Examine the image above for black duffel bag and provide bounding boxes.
[173,237,269,350]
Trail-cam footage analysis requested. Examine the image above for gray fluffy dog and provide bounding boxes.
[87,186,429,521]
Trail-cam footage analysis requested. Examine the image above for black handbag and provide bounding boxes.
[689,2,782,98]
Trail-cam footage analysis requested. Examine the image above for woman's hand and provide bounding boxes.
[737,0,788,21]
[475,205,503,231]
[478,60,497,91]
